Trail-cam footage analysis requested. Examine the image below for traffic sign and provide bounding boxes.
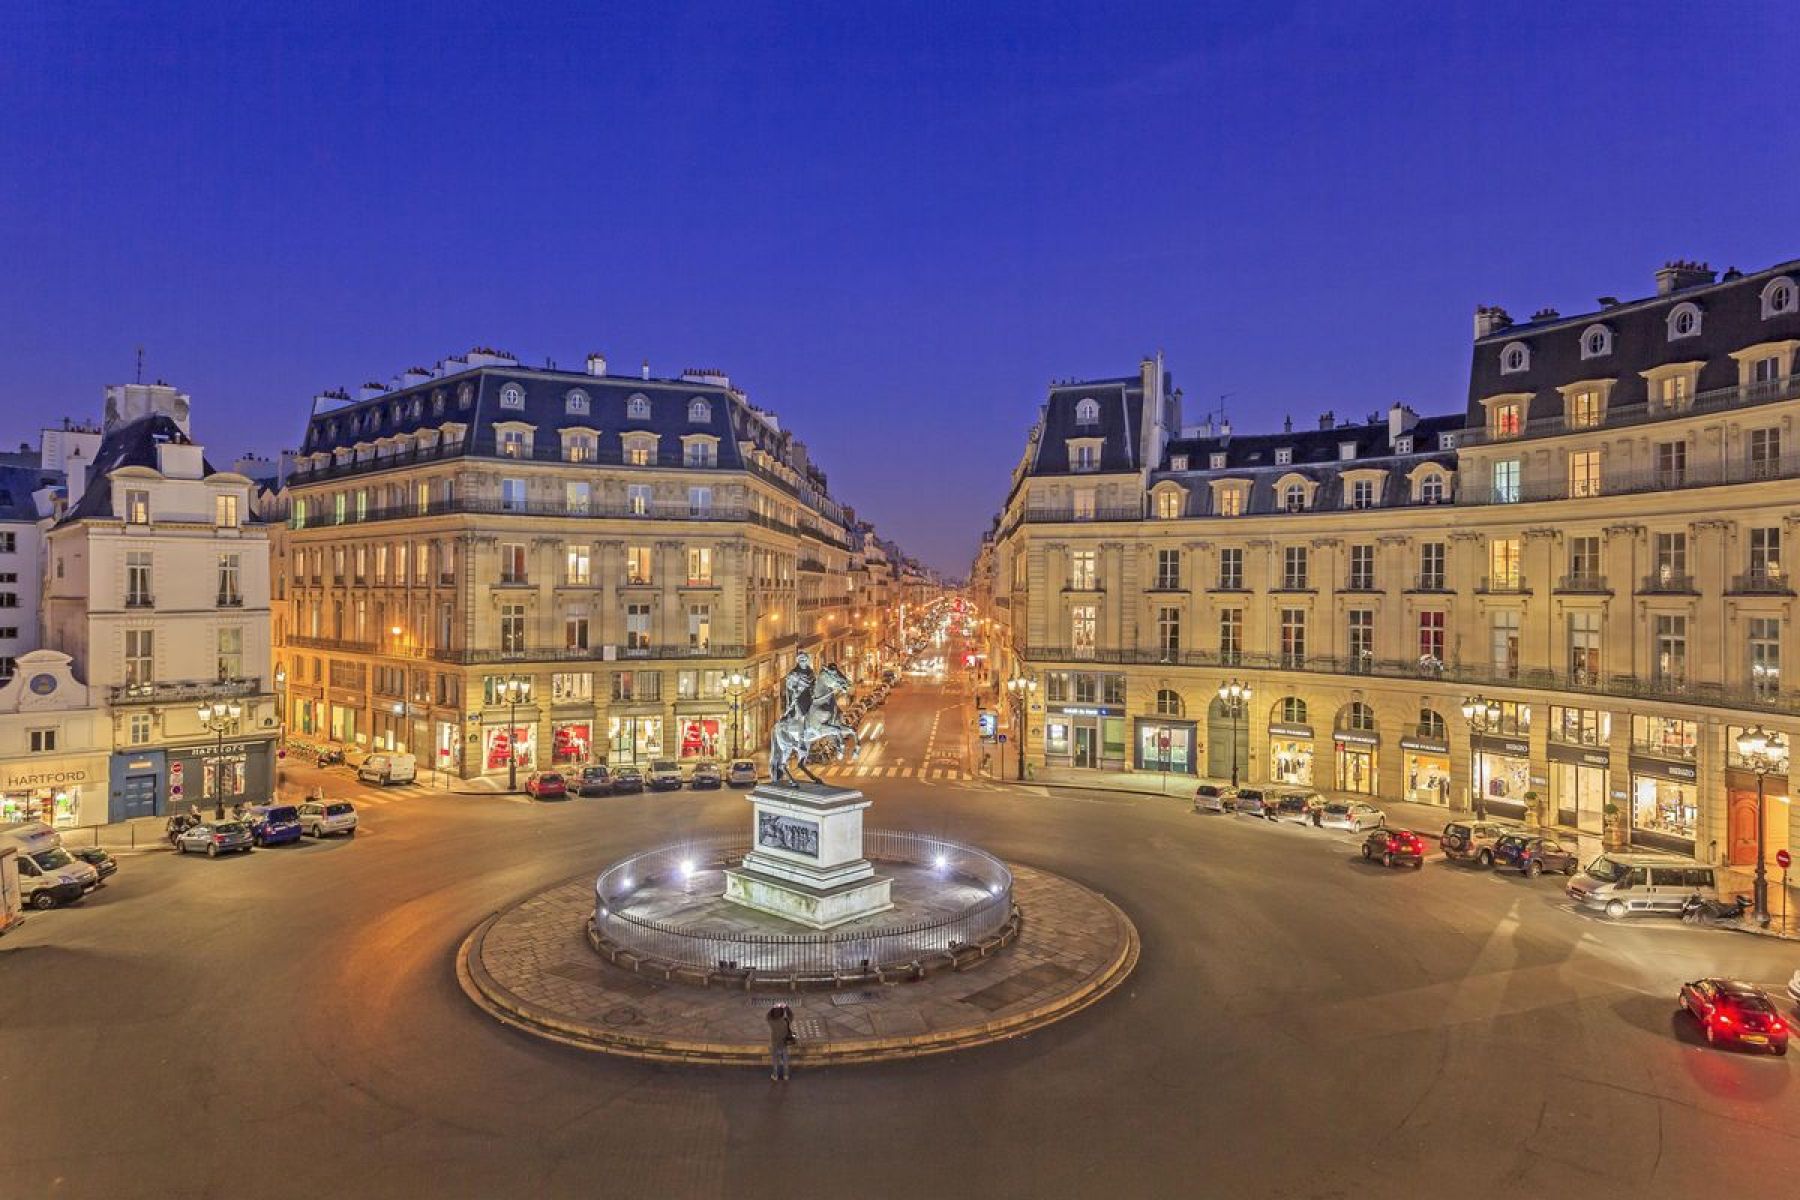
[1778,849,1792,870]
[170,761,184,777]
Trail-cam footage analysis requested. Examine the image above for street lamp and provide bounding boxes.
[196,700,244,820]
[1735,725,1789,928]
[724,670,750,759]
[1217,679,1251,788]
[502,678,528,792]
[273,665,287,799]
[1461,695,1502,819]
[1005,675,1037,781]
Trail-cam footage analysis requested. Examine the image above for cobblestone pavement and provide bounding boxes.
[461,861,1137,1064]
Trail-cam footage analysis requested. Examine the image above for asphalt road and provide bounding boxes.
[6,644,1800,1199]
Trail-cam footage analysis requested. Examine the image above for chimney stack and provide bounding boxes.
[1388,402,1419,444]
[1473,305,1513,339]
[1655,260,1716,296]
[586,353,608,377]
[641,359,651,380]
[1319,411,1335,431]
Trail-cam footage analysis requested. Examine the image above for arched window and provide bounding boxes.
[1417,708,1447,740]
[1667,302,1702,340]
[1074,397,1100,425]
[1762,276,1797,319]
[1277,696,1308,725]
[1341,701,1377,732]
[1283,483,1308,512]
[498,384,525,411]
[688,397,712,423]
[1155,688,1183,716]
[565,390,590,416]
[1500,341,1530,375]
[626,393,652,420]
[1579,324,1613,360]
[1418,470,1447,505]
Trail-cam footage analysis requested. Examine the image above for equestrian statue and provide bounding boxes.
[768,650,860,785]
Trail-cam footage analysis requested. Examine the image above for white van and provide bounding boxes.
[1,845,23,936]
[357,752,416,786]
[0,822,100,911]
[1567,852,1719,919]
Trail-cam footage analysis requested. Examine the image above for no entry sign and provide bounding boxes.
[1778,849,1792,870]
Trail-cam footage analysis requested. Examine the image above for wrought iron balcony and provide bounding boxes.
[1730,571,1793,596]
[1555,574,1610,594]
[1639,573,1697,595]
[108,677,263,706]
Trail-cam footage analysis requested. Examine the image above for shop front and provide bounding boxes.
[1267,722,1315,786]
[1400,736,1452,807]
[1549,743,1609,835]
[1332,730,1379,795]
[482,722,537,774]
[1042,704,1126,771]
[328,699,362,746]
[675,714,726,760]
[1133,717,1196,776]
[551,721,594,765]
[167,736,277,812]
[0,753,109,829]
[1474,734,1533,820]
[607,713,665,766]
[1629,755,1699,856]
[434,720,461,780]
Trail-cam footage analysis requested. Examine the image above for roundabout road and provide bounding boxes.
[5,673,1800,1198]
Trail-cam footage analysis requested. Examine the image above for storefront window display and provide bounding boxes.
[1631,715,1697,760]
[484,725,536,773]
[1631,774,1698,854]
[1,787,80,828]
[1551,759,1607,833]
[1476,741,1533,819]
[202,757,247,802]
[1333,734,1378,794]
[1133,719,1195,774]
[607,715,664,765]
[678,717,724,759]
[1269,736,1313,785]
[552,722,593,764]
[1401,740,1452,806]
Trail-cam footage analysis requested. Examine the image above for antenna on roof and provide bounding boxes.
[135,345,144,385]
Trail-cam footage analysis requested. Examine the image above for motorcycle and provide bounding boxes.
[1680,892,1751,924]
[316,747,345,767]
[164,812,200,847]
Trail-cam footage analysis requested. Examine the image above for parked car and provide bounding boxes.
[70,846,118,882]
[245,804,303,847]
[689,761,723,789]
[1567,853,1716,919]
[647,760,684,791]
[299,800,359,838]
[524,772,568,799]
[727,760,758,787]
[1193,783,1236,814]
[357,752,416,785]
[1439,820,1522,867]
[1233,788,1270,817]
[176,820,254,857]
[1493,833,1580,877]
[577,765,613,796]
[1362,828,1426,869]
[611,766,646,794]
[1320,801,1385,832]
[1273,790,1327,825]
[1679,978,1789,1054]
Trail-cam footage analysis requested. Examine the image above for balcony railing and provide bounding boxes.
[1477,576,1529,594]
[425,643,750,666]
[286,634,379,654]
[1409,576,1450,592]
[109,677,263,706]
[124,594,154,609]
[1017,645,1800,718]
[1555,574,1610,593]
[1459,374,1800,448]
[1639,573,1697,595]
[1730,571,1793,596]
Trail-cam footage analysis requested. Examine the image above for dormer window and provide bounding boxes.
[1074,398,1100,426]
[626,394,652,420]
[622,432,659,466]
[1394,435,1413,455]
[498,384,526,411]
[688,397,712,423]
[1667,302,1702,340]
[1482,395,1529,438]
[1169,454,1188,471]
[565,390,590,416]
[1579,324,1613,360]
[1274,447,1293,465]
[1349,479,1377,510]
[1209,452,1227,470]
[1439,433,1458,451]
[1338,442,1356,462]
[1154,487,1184,519]
[1282,482,1308,513]
[1068,438,1104,473]
[458,381,474,409]
[431,392,446,417]
[1418,471,1447,505]
[1762,276,1797,319]
[1500,341,1530,375]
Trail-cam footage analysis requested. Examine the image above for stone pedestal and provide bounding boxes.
[723,782,892,930]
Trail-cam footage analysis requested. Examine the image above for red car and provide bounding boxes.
[1679,978,1789,1055]
[524,772,568,799]
[1362,828,1426,869]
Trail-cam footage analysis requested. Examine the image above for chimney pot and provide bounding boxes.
[586,353,607,377]
[1319,410,1335,431]
[1655,261,1716,295]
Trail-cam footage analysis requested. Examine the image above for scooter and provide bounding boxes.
[164,812,200,847]
[1680,893,1751,924]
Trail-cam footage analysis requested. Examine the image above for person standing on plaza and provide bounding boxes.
[767,1004,794,1081]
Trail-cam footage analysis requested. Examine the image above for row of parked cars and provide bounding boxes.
[523,758,761,799]
[168,799,360,858]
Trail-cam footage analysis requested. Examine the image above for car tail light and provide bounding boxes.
[1715,1012,1733,1027]
[213,834,224,843]
[1773,1019,1786,1033]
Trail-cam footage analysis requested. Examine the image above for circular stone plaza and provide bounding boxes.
[459,784,1138,1065]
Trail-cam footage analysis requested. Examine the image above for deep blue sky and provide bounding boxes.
[5,2,1797,575]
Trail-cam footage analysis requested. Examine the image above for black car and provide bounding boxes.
[577,765,613,796]
[611,766,645,794]
[1492,833,1581,877]
[70,846,118,883]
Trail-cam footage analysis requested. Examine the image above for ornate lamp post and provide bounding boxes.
[1461,696,1501,819]
[1005,674,1037,781]
[1217,679,1251,788]
[196,700,244,820]
[724,670,750,759]
[1735,725,1789,928]
[502,678,527,792]
[273,664,287,797]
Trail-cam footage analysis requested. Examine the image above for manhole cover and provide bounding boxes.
[791,1019,825,1039]
[830,990,884,1006]
[601,1005,643,1027]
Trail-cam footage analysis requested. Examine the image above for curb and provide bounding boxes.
[456,873,1139,1067]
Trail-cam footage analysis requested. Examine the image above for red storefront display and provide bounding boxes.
[678,717,723,759]
[483,725,536,773]
[552,723,593,765]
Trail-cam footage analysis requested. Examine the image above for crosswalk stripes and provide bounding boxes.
[811,764,975,783]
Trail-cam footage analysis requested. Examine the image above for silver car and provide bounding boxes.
[299,800,358,838]
[176,820,255,857]
[1319,800,1384,832]
[727,759,758,787]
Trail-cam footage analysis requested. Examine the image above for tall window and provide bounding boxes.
[1568,450,1601,498]
[1154,549,1181,590]
[565,433,596,463]
[1419,542,1446,590]
[626,603,651,650]
[1155,606,1181,656]
[1216,487,1243,517]
[1347,609,1374,665]
[500,478,527,512]
[1492,459,1521,504]
[1419,473,1446,505]
[1657,373,1691,410]
[1750,617,1782,699]
[566,481,591,514]
[216,626,243,679]
[1155,489,1182,519]
[1217,548,1243,590]
[1072,444,1100,472]
[687,547,713,586]
[1567,389,1603,428]
[565,545,592,585]
[1492,611,1521,678]
[1490,401,1522,437]
[684,441,716,468]
[1418,611,1445,662]
[1348,544,1375,590]
[499,429,528,459]
[688,487,713,517]
[1348,479,1376,510]
[1749,428,1781,480]
[1070,605,1097,657]
[627,546,653,585]
[1218,609,1242,664]
[1488,538,1521,589]
[214,493,240,527]
[1281,546,1308,590]
[1654,532,1688,584]
[217,554,242,606]
[1069,550,1097,590]
[499,543,527,584]
[124,628,154,686]
[1568,535,1601,584]
[124,488,150,525]
[1568,612,1601,682]
[1655,441,1687,488]
[564,608,590,651]
[1279,609,1307,666]
[628,485,652,516]
[1073,489,1096,520]
[500,604,526,653]
[1654,614,1687,684]
[1282,483,1307,513]
[125,550,153,607]
[1750,527,1782,579]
